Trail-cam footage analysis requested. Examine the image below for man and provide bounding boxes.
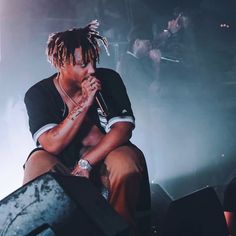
[116,20,182,178]
[117,25,161,100]
[23,20,150,235]
[116,26,162,171]
[117,18,183,100]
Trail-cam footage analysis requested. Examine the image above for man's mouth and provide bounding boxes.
[82,73,96,82]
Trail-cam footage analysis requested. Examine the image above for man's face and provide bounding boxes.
[62,47,95,84]
[134,39,152,58]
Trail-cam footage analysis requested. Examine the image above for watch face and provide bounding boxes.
[79,159,87,168]
[78,159,91,170]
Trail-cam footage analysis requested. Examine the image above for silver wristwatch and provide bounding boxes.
[78,159,92,171]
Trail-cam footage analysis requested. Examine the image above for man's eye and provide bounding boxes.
[80,63,87,68]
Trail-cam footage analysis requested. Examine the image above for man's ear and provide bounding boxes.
[60,62,66,70]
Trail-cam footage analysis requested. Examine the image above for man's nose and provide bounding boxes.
[87,62,95,74]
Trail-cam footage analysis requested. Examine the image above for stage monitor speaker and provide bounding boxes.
[0,172,130,236]
[150,183,172,230]
[160,186,228,236]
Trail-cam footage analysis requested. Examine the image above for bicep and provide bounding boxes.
[109,122,133,139]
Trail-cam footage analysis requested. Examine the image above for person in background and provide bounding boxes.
[116,19,181,167]
[117,25,161,99]
[117,15,183,102]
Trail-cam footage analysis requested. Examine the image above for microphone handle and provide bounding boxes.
[161,56,180,63]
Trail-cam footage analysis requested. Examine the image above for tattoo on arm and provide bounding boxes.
[69,105,84,121]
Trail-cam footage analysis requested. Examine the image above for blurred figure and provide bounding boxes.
[153,10,198,102]
[116,19,182,173]
[117,14,184,100]
[116,25,161,163]
[117,25,161,102]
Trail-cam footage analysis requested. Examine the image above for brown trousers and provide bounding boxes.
[23,144,151,235]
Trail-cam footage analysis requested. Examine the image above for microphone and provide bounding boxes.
[89,72,109,117]
[95,91,109,117]
[161,56,180,63]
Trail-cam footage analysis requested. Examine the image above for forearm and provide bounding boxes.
[38,105,89,155]
[38,74,102,155]
[82,122,133,165]
[154,18,181,48]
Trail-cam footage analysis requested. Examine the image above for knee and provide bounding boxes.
[23,150,59,185]
[25,150,59,169]
[105,146,143,180]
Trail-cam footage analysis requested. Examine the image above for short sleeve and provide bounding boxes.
[96,68,135,132]
[24,82,63,144]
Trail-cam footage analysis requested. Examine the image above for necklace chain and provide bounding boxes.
[57,73,78,106]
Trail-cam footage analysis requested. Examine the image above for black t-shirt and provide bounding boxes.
[24,68,135,167]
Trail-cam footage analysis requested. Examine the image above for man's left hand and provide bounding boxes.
[71,166,90,178]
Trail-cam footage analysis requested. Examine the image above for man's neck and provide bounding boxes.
[58,72,82,97]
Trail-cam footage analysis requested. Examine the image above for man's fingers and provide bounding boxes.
[71,168,89,178]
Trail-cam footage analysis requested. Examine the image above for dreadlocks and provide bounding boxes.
[46,20,109,69]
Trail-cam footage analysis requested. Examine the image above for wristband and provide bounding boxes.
[164,29,173,36]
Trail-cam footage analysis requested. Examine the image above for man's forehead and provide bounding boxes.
[73,47,97,63]
[74,48,82,61]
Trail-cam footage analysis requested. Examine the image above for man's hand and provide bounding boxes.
[71,165,90,178]
[149,49,162,64]
[79,75,101,107]
[167,14,182,34]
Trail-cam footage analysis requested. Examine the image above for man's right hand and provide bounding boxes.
[167,14,182,34]
[78,76,101,108]
[149,49,162,64]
